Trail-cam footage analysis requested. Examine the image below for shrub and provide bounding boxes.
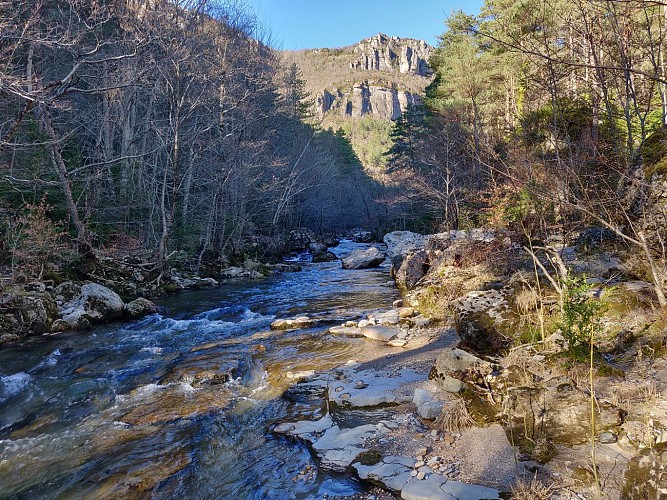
[9,200,72,280]
[559,275,605,360]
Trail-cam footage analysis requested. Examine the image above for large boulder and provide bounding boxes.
[341,247,386,269]
[58,282,125,328]
[1,290,58,337]
[394,249,428,292]
[429,348,494,393]
[383,231,427,268]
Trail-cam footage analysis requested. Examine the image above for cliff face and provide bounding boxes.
[317,83,420,121]
[312,33,432,121]
[283,33,432,122]
[351,33,432,77]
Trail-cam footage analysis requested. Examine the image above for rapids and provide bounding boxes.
[0,241,399,499]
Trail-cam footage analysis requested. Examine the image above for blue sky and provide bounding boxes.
[244,0,484,50]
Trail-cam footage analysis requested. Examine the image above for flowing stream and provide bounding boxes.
[0,241,400,499]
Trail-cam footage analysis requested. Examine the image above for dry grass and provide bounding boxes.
[510,478,553,500]
[502,346,549,383]
[515,287,540,315]
[434,396,475,433]
[606,379,659,412]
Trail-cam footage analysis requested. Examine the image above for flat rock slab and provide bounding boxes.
[401,475,501,500]
[329,325,364,337]
[328,364,423,407]
[354,456,416,492]
[270,316,315,330]
[274,415,399,472]
[361,325,400,342]
[273,414,335,440]
[312,423,379,470]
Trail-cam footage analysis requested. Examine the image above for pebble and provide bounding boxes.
[334,386,343,392]
[443,435,455,446]
[430,430,439,438]
[415,461,425,468]
[417,471,426,480]
[599,432,618,444]
[393,299,404,308]
[354,381,368,389]
[416,447,429,456]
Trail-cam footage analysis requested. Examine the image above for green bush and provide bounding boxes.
[559,275,605,360]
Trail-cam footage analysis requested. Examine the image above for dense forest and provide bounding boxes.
[2,0,667,304]
[391,0,667,304]
[0,0,381,280]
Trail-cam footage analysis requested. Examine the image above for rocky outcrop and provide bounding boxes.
[0,289,58,341]
[351,33,432,77]
[57,282,125,329]
[316,83,420,121]
[429,348,494,393]
[341,246,386,269]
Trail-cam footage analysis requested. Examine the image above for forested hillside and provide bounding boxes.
[388,0,667,303]
[0,0,380,278]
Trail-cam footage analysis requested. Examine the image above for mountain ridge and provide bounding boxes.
[281,32,433,122]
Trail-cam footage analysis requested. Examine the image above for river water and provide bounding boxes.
[0,241,400,499]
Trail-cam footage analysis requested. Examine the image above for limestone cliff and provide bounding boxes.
[316,83,420,121]
[351,33,432,77]
[282,33,433,122]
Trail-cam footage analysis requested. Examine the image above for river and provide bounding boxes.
[0,241,400,499]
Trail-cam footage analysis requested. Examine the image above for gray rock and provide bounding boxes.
[329,325,364,337]
[395,250,429,292]
[429,348,491,393]
[373,309,400,325]
[221,267,264,279]
[413,389,444,420]
[401,475,501,500]
[384,231,427,263]
[327,365,423,407]
[599,432,618,444]
[312,424,379,470]
[354,456,416,492]
[59,282,124,328]
[10,292,58,334]
[361,325,399,342]
[341,247,386,269]
[270,316,315,330]
[125,297,158,319]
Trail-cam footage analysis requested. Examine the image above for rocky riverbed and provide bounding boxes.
[1,232,666,498]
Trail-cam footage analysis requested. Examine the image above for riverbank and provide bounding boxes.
[1,233,665,498]
[268,228,667,499]
[0,228,348,346]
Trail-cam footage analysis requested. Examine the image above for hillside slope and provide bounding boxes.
[281,34,434,174]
